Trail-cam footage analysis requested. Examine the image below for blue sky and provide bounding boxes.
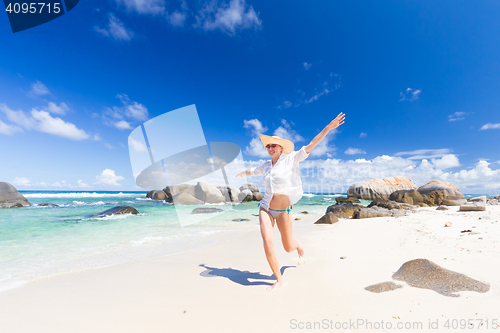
[1,0,499,194]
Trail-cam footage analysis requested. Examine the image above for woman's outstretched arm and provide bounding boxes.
[236,170,251,178]
[305,112,345,154]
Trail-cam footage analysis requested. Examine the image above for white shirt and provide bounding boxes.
[250,146,310,206]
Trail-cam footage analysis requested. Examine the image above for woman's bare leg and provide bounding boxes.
[259,208,283,291]
[276,211,304,257]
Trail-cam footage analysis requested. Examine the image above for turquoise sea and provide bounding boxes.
[0,191,349,293]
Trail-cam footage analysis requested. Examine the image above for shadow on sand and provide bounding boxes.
[199,264,295,286]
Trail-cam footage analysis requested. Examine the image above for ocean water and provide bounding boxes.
[0,191,343,292]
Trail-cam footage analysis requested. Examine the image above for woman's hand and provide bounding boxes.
[305,112,346,154]
[326,112,345,131]
[236,171,246,178]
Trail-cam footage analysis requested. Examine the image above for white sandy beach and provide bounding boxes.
[1,205,499,333]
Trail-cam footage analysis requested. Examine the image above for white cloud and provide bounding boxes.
[114,120,132,130]
[243,118,268,157]
[244,118,267,136]
[12,177,31,187]
[77,180,89,188]
[115,0,165,14]
[103,94,149,129]
[344,147,366,155]
[359,132,367,138]
[0,104,36,129]
[95,14,134,41]
[277,100,292,110]
[399,88,421,102]
[168,10,187,26]
[303,62,312,70]
[394,148,451,160]
[448,111,466,122]
[480,123,500,130]
[96,169,125,186]
[30,81,50,96]
[195,0,262,35]
[431,154,460,170]
[30,110,90,141]
[0,119,22,136]
[129,137,148,152]
[45,102,70,115]
[278,71,341,108]
[117,94,149,121]
[0,104,89,140]
[273,119,304,143]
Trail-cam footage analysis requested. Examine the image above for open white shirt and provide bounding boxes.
[250,146,310,208]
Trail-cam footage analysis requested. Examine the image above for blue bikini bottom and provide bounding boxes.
[259,203,293,219]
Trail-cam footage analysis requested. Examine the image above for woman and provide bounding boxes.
[237,112,345,291]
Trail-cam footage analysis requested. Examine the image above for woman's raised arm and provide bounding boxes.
[305,112,345,154]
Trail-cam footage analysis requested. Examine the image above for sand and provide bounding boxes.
[1,206,500,333]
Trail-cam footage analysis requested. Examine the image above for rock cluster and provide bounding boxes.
[487,196,500,205]
[147,182,263,205]
[460,196,486,211]
[351,200,418,219]
[348,178,466,207]
[325,202,362,218]
[0,182,31,208]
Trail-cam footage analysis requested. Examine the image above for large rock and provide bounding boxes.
[216,185,240,202]
[347,176,417,201]
[368,200,418,211]
[417,180,466,206]
[239,183,260,194]
[151,190,167,200]
[314,212,339,224]
[460,196,486,211]
[0,182,31,208]
[172,191,204,205]
[253,192,264,201]
[352,207,393,219]
[335,197,360,204]
[238,189,253,202]
[94,206,139,216]
[164,184,191,198]
[194,181,226,204]
[326,203,363,218]
[389,189,424,206]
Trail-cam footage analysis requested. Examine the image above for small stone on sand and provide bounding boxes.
[365,282,403,293]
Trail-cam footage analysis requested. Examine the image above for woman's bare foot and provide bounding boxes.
[267,280,283,291]
[297,241,305,258]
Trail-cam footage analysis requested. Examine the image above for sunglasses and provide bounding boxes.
[265,144,279,149]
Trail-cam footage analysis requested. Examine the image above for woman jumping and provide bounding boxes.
[237,113,345,291]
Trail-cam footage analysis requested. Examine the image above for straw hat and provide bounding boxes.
[260,135,294,154]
